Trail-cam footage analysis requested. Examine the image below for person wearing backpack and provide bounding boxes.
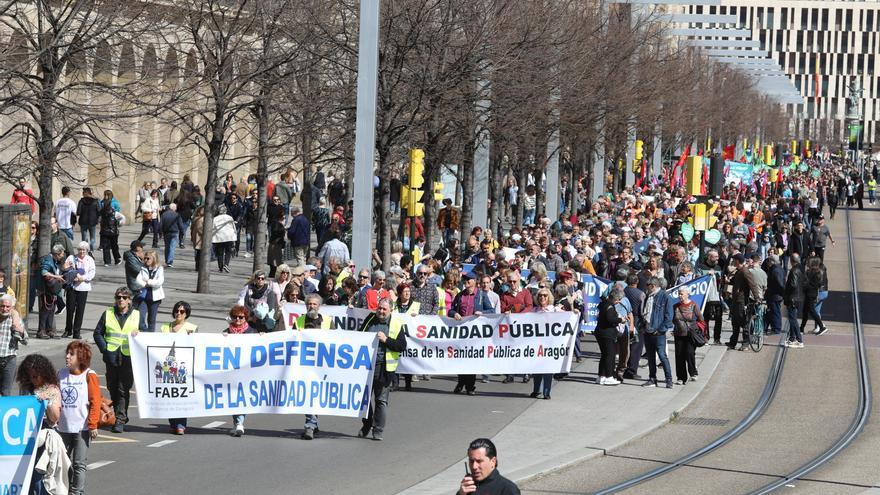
[57,341,102,495]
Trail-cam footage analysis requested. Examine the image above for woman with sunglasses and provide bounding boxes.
[136,250,165,332]
[225,305,254,437]
[161,301,198,435]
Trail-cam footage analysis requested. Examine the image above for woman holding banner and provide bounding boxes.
[225,305,255,437]
[161,301,198,435]
[530,288,558,399]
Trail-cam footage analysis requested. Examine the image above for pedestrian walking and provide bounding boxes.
[672,286,703,385]
[136,250,165,332]
[642,276,674,389]
[783,253,805,348]
[76,188,101,252]
[94,287,139,433]
[801,256,828,336]
[160,203,185,267]
[63,242,95,339]
[57,341,101,495]
[267,209,286,278]
[212,205,237,273]
[357,298,407,441]
[137,189,161,248]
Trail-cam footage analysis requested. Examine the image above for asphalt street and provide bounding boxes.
[522,205,880,495]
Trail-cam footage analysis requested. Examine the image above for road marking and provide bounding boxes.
[87,461,115,470]
[491,411,505,414]
[92,434,138,444]
[202,421,225,429]
[785,484,796,488]
[147,439,177,448]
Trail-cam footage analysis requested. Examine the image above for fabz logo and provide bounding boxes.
[146,342,196,399]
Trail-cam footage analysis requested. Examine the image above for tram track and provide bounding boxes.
[590,205,871,495]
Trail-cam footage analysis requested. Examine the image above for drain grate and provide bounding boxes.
[675,417,730,426]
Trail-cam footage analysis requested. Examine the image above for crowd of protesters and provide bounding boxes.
[1,151,875,493]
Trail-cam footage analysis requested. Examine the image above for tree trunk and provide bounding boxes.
[197,117,225,293]
[488,145,505,238]
[458,135,476,247]
[376,152,391,272]
[252,91,271,273]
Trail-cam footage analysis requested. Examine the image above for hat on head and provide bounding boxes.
[731,253,746,263]
[304,264,317,272]
[290,265,305,275]
[461,271,477,280]
[442,198,452,205]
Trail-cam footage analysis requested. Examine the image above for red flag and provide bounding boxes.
[722,145,735,161]
[700,160,708,195]
[671,145,690,187]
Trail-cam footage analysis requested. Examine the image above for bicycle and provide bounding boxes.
[746,301,767,352]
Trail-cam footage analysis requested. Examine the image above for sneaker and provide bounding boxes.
[357,427,370,438]
[103,263,110,267]
[690,374,698,382]
[480,377,489,383]
[230,424,244,437]
[598,377,606,385]
[166,263,174,269]
[676,380,686,386]
[115,260,122,265]
[783,341,793,347]
[466,390,476,396]
[793,341,805,348]
[521,375,530,383]
[604,378,620,386]
[174,427,185,435]
[529,392,540,398]
[622,372,642,380]
[666,382,674,389]
[111,423,124,434]
[453,386,463,394]
[422,375,431,381]
[815,326,829,336]
[302,427,315,440]
[372,431,383,441]
[244,252,253,258]
[642,379,657,388]
[502,376,514,384]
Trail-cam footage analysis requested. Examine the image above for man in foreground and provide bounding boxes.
[457,438,520,494]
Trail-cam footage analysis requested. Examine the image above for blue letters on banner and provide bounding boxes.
[580,275,611,333]
[667,275,718,313]
[0,396,44,456]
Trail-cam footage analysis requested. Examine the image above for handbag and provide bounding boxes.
[689,323,707,347]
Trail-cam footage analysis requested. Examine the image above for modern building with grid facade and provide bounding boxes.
[682,1,880,148]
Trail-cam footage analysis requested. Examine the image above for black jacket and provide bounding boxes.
[788,231,811,258]
[784,266,805,306]
[596,298,623,331]
[766,264,785,302]
[160,209,185,235]
[465,469,521,494]
[76,197,100,228]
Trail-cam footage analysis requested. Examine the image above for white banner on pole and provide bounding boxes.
[129,331,377,419]
[281,304,579,375]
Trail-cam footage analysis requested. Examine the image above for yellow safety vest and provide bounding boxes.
[869,180,876,191]
[436,287,447,316]
[335,269,352,287]
[395,301,420,315]
[386,317,403,372]
[104,308,140,356]
[160,321,198,334]
[295,314,332,330]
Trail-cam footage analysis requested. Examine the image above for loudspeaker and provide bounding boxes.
[709,154,724,197]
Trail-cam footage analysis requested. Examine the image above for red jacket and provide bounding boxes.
[501,288,533,313]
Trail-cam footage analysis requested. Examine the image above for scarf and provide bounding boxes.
[227,322,250,334]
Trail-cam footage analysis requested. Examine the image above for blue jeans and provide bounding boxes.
[305,414,318,429]
[523,208,536,226]
[787,304,802,343]
[61,227,74,240]
[766,299,782,333]
[644,333,672,384]
[139,299,161,331]
[80,225,97,251]
[164,235,177,265]
[179,219,191,247]
[0,355,16,396]
[531,374,553,397]
[815,291,828,317]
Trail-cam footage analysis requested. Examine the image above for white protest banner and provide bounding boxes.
[130,331,377,419]
[396,311,578,375]
[667,275,719,313]
[0,396,45,495]
[285,304,578,374]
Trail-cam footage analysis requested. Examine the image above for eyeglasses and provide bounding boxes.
[256,276,266,280]
[175,309,187,314]
[115,295,130,300]
[231,315,247,320]
[538,294,549,298]
[359,275,370,279]
[418,272,428,276]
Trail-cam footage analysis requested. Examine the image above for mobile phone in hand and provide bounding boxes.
[464,461,471,477]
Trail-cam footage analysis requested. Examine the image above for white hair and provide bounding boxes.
[0,293,16,305]
[78,241,90,251]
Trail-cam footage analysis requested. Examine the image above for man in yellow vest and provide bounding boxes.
[94,286,140,433]
[868,175,876,205]
[295,293,335,440]
[357,298,407,441]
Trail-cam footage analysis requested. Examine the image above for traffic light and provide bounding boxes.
[408,188,424,217]
[763,144,773,165]
[790,140,798,155]
[685,156,702,196]
[635,140,644,161]
[709,154,724,197]
[401,185,410,206]
[687,202,707,230]
[805,139,812,157]
[707,203,719,229]
[632,159,641,174]
[769,168,779,183]
[433,181,444,201]
[408,148,425,189]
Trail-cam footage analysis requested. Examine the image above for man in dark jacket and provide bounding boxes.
[450,272,495,395]
[287,206,311,266]
[623,272,646,380]
[123,241,146,328]
[783,253,806,347]
[642,276,674,388]
[698,249,726,344]
[357,299,407,441]
[76,187,101,252]
[764,254,785,335]
[457,438,520,495]
[727,253,761,350]
[787,221,811,259]
[159,204,185,267]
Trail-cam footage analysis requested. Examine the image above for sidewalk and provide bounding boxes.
[398,341,727,494]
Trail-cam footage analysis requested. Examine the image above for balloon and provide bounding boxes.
[704,229,722,245]
[680,222,695,242]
